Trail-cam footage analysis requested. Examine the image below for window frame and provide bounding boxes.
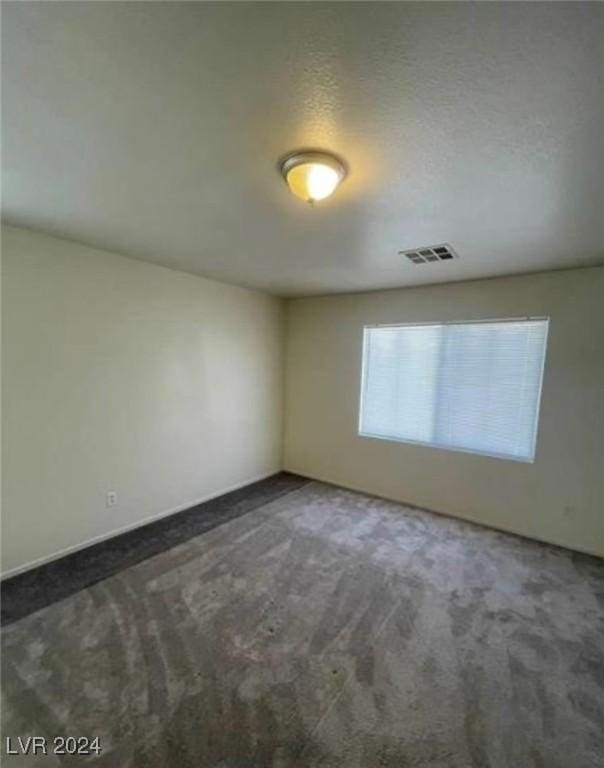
[357,316,550,463]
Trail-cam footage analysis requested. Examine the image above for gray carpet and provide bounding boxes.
[2,480,603,767]
[1,472,308,625]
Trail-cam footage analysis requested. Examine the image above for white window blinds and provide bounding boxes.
[359,318,549,461]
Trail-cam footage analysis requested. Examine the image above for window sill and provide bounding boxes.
[357,431,536,464]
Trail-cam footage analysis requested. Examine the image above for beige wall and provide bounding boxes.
[284,267,604,557]
[1,225,284,575]
[3,225,602,574]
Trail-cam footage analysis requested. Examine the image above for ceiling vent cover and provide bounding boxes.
[400,244,458,264]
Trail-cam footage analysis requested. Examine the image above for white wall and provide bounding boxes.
[284,267,604,558]
[2,225,284,576]
[4,226,602,573]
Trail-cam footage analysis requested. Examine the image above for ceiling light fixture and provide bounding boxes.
[280,151,346,204]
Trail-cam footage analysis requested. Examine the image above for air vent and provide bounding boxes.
[399,243,458,264]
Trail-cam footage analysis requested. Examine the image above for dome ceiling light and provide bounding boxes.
[280,151,346,204]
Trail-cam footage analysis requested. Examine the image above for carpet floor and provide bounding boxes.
[2,479,603,767]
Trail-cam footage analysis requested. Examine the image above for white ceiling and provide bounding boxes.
[3,2,604,296]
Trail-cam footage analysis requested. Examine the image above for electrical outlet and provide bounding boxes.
[106,491,117,507]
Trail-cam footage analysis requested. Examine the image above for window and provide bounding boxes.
[359,318,549,462]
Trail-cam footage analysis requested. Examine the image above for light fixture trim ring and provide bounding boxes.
[280,150,347,180]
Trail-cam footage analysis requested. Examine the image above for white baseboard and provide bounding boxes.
[1,470,280,581]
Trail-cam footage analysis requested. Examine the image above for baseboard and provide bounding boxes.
[1,469,280,581]
[285,465,604,561]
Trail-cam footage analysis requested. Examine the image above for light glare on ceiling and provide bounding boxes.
[281,151,346,203]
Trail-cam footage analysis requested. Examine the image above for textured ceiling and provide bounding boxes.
[3,2,604,296]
